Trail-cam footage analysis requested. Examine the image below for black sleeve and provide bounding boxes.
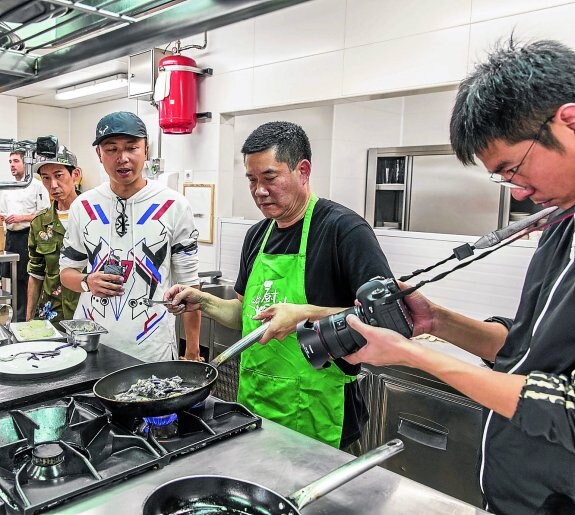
[338,221,394,296]
[332,219,393,376]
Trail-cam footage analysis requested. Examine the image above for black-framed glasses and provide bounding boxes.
[115,197,129,237]
[489,115,554,189]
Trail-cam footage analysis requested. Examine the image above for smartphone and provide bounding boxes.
[103,263,124,276]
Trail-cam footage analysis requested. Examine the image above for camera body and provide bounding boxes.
[34,136,58,159]
[297,277,413,370]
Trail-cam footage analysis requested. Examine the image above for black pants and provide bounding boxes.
[3,228,30,322]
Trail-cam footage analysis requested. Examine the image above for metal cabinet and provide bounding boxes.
[358,366,484,508]
[366,145,503,236]
[0,251,19,321]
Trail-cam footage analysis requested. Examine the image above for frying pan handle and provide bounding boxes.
[210,322,270,368]
[288,439,404,510]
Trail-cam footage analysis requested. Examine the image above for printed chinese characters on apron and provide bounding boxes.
[237,194,353,447]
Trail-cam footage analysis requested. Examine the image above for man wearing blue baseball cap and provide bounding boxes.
[60,111,202,362]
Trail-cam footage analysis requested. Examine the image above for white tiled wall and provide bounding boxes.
[18,104,70,148]
[253,0,346,67]
[345,0,472,48]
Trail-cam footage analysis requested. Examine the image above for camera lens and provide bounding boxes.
[297,306,367,370]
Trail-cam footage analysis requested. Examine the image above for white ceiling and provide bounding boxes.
[6,57,129,108]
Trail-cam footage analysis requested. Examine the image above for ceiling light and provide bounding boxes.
[55,73,128,100]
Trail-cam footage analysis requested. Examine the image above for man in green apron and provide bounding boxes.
[27,145,81,328]
[167,121,395,448]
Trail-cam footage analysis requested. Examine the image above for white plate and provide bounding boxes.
[0,341,87,378]
[10,320,63,342]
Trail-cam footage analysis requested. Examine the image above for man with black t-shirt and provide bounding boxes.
[166,121,394,449]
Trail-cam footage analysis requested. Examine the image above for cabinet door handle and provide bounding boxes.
[397,412,448,450]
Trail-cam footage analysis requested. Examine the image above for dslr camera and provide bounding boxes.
[297,277,413,370]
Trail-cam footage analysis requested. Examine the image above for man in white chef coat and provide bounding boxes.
[0,151,50,321]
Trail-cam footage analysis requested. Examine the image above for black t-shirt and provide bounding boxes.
[235,198,394,447]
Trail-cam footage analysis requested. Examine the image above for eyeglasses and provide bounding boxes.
[115,197,129,237]
[489,116,554,189]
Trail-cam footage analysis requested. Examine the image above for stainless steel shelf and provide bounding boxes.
[376,184,405,191]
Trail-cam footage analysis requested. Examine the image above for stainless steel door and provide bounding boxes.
[407,154,501,235]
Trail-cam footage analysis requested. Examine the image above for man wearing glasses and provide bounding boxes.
[60,111,202,362]
[343,39,575,514]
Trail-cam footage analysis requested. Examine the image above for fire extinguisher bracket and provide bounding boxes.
[158,65,213,76]
[197,112,212,122]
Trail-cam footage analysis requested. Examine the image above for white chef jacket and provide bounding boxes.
[0,178,50,231]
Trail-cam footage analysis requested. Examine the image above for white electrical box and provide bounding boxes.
[128,48,171,101]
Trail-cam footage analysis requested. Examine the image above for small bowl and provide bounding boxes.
[60,320,108,353]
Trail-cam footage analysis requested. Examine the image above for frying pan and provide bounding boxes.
[143,439,404,515]
[93,322,269,418]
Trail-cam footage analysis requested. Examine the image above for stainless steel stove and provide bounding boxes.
[0,394,261,514]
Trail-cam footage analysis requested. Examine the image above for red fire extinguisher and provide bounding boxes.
[156,53,198,134]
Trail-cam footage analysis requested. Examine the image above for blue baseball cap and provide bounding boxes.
[92,111,148,146]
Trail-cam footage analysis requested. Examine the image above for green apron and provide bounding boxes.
[237,195,352,448]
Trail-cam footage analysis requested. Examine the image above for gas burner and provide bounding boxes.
[28,442,66,481]
[142,414,178,439]
[32,442,65,466]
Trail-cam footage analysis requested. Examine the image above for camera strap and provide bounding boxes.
[389,206,575,302]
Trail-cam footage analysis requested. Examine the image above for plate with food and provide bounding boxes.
[9,320,63,342]
[0,340,87,378]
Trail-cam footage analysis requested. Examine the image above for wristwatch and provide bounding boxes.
[80,273,91,293]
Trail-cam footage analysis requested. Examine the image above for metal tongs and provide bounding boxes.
[142,298,174,307]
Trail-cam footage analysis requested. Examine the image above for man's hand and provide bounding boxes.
[253,303,310,344]
[343,314,416,366]
[397,281,437,337]
[179,352,205,362]
[164,284,203,313]
[86,271,124,298]
[4,214,28,224]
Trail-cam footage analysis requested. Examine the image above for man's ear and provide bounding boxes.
[95,146,102,164]
[557,103,575,130]
[298,159,311,183]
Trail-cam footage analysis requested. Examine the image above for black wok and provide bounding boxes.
[143,439,404,515]
[93,322,269,418]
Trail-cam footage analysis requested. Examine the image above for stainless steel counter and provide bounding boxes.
[51,417,488,515]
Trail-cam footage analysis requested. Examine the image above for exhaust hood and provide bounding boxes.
[0,0,310,93]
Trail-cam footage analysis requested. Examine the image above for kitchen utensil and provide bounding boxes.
[0,340,87,378]
[0,305,13,345]
[93,322,270,417]
[142,298,174,307]
[143,439,404,515]
[0,304,12,327]
[60,320,108,352]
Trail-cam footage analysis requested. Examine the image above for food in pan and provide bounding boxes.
[115,375,193,401]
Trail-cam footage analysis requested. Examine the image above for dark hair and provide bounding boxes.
[450,37,575,165]
[241,121,312,170]
[9,150,25,160]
